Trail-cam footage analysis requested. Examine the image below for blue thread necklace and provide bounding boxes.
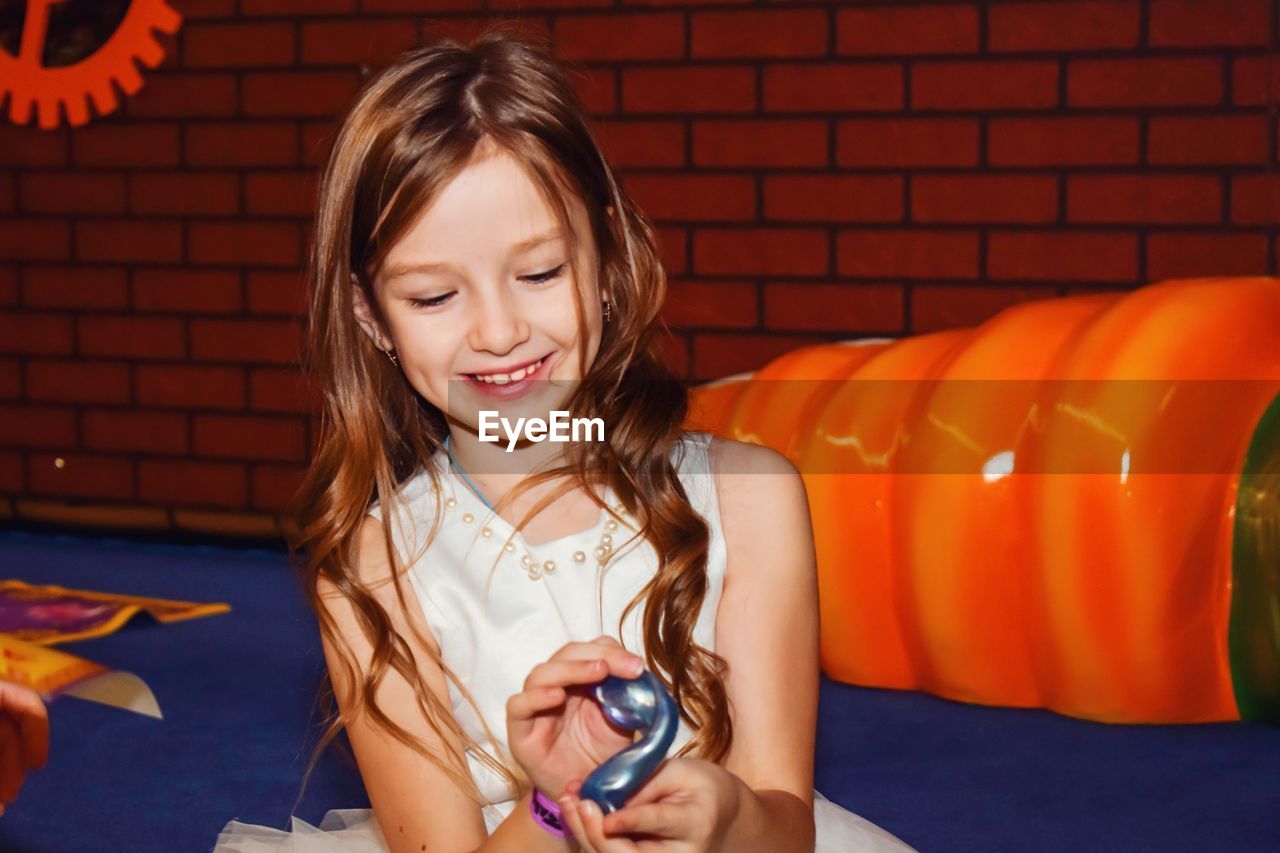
[443,434,495,512]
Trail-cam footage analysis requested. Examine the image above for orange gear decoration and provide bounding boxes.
[1,0,182,130]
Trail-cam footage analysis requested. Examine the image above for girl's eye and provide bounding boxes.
[521,263,566,284]
[408,292,454,309]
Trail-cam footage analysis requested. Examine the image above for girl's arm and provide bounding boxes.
[320,515,586,853]
[709,438,820,853]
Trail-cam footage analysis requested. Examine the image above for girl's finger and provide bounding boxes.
[604,801,682,839]
[557,795,598,853]
[577,798,634,853]
[523,659,608,692]
[505,686,564,723]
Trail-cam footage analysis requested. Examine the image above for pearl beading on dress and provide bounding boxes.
[433,479,627,581]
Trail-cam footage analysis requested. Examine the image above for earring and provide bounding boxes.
[384,349,399,367]
[602,300,612,324]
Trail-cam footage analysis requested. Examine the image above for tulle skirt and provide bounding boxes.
[213,789,915,852]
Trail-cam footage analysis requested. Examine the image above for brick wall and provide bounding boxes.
[1,0,1275,533]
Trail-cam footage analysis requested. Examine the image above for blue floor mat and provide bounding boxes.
[0,529,1276,852]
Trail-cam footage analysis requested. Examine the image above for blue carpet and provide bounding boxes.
[0,528,1276,852]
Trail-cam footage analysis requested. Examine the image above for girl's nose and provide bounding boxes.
[467,286,529,355]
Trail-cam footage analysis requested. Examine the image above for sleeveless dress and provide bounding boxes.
[214,432,914,852]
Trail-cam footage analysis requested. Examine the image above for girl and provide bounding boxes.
[215,29,913,853]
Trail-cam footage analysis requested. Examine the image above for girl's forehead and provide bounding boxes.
[381,149,587,277]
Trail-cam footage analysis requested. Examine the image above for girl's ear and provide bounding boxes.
[350,274,390,349]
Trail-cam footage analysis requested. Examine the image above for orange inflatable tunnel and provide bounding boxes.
[688,277,1280,725]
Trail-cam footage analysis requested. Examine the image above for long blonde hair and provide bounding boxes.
[288,27,731,806]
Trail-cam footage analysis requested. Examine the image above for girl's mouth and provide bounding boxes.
[460,352,554,399]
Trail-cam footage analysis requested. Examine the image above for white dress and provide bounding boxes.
[214,431,914,852]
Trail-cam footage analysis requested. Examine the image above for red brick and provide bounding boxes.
[78,316,186,359]
[988,116,1140,166]
[1067,175,1222,224]
[694,228,828,276]
[169,0,237,18]
[1230,174,1280,225]
[195,414,307,461]
[622,174,756,222]
[127,73,238,118]
[0,126,68,167]
[655,225,687,275]
[0,220,71,261]
[190,221,301,267]
[837,118,979,167]
[129,172,239,216]
[0,405,76,448]
[134,268,243,314]
[22,267,128,310]
[0,312,74,355]
[252,464,306,511]
[419,15,550,48]
[77,221,183,264]
[139,459,247,508]
[988,1,1140,51]
[764,175,903,223]
[0,266,15,306]
[1149,0,1269,46]
[837,4,978,55]
[1068,58,1222,107]
[370,0,483,9]
[912,60,1058,109]
[1233,56,1278,106]
[622,66,755,114]
[72,123,180,167]
[137,364,246,409]
[191,318,302,364]
[572,68,617,115]
[185,21,297,67]
[763,63,902,112]
[693,120,827,167]
[693,10,826,58]
[243,71,362,118]
[19,173,126,214]
[988,231,1138,282]
[29,452,134,501]
[244,172,317,217]
[911,284,1058,334]
[242,0,353,13]
[187,122,299,167]
[1148,115,1268,166]
[596,120,685,168]
[0,359,17,398]
[302,121,338,167]
[247,271,308,316]
[1146,232,1268,280]
[765,282,904,333]
[26,360,131,404]
[837,229,979,279]
[692,333,825,381]
[662,280,758,329]
[83,409,188,454]
[0,174,11,214]
[556,13,683,61]
[0,451,21,491]
[911,174,1059,224]
[249,368,322,413]
[301,19,418,65]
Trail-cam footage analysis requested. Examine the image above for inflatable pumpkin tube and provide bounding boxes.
[688,277,1280,724]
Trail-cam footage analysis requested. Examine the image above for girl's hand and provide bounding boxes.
[506,636,647,800]
[556,757,742,852]
[0,681,49,816]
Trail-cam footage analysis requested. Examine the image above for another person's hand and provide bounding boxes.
[506,636,647,800]
[557,757,742,853]
[0,681,49,815]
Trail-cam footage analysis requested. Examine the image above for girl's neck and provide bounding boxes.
[443,424,568,496]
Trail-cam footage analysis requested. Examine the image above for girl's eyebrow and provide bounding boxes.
[383,229,564,283]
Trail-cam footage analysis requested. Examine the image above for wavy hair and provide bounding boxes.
[286,26,732,808]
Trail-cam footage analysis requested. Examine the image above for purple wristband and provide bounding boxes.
[530,789,567,837]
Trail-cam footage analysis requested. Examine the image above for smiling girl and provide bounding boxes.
[215,28,913,853]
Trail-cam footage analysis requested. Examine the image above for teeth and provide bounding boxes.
[470,356,544,384]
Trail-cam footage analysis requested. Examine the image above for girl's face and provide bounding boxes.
[354,142,605,432]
